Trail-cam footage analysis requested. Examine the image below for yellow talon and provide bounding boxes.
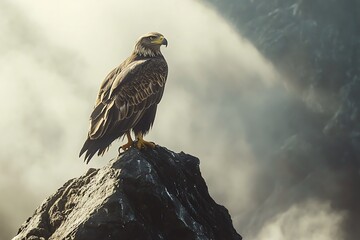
[136,133,155,149]
[121,131,133,151]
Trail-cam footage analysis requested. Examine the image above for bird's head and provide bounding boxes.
[134,32,168,57]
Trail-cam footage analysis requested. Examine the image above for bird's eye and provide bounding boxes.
[149,36,155,40]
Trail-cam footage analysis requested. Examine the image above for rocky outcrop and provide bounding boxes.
[13,146,242,240]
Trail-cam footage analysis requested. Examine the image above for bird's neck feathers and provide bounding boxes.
[133,43,162,58]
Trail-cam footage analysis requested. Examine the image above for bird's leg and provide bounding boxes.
[120,131,134,152]
[136,132,155,149]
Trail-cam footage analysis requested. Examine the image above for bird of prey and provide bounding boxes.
[79,32,168,163]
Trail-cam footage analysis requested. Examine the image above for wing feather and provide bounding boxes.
[80,56,168,162]
[89,58,167,138]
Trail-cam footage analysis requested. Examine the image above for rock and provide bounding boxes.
[13,146,242,240]
[206,1,360,239]
[207,0,360,96]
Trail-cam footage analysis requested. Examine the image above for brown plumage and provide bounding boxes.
[80,32,168,163]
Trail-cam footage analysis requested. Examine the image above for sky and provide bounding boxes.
[1,0,344,239]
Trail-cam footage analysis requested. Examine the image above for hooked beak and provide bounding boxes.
[151,36,168,47]
[162,38,168,47]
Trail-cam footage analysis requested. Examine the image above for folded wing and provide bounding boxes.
[80,58,167,162]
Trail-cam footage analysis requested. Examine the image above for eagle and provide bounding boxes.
[79,32,168,163]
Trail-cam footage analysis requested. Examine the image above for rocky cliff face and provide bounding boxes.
[13,146,241,240]
[206,1,360,239]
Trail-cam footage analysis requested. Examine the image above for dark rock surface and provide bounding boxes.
[13,146,242,240]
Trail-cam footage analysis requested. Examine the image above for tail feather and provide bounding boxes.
[79,130,125,164]
[79,138,99,164]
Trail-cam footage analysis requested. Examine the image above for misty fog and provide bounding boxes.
[1,0,346,239]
